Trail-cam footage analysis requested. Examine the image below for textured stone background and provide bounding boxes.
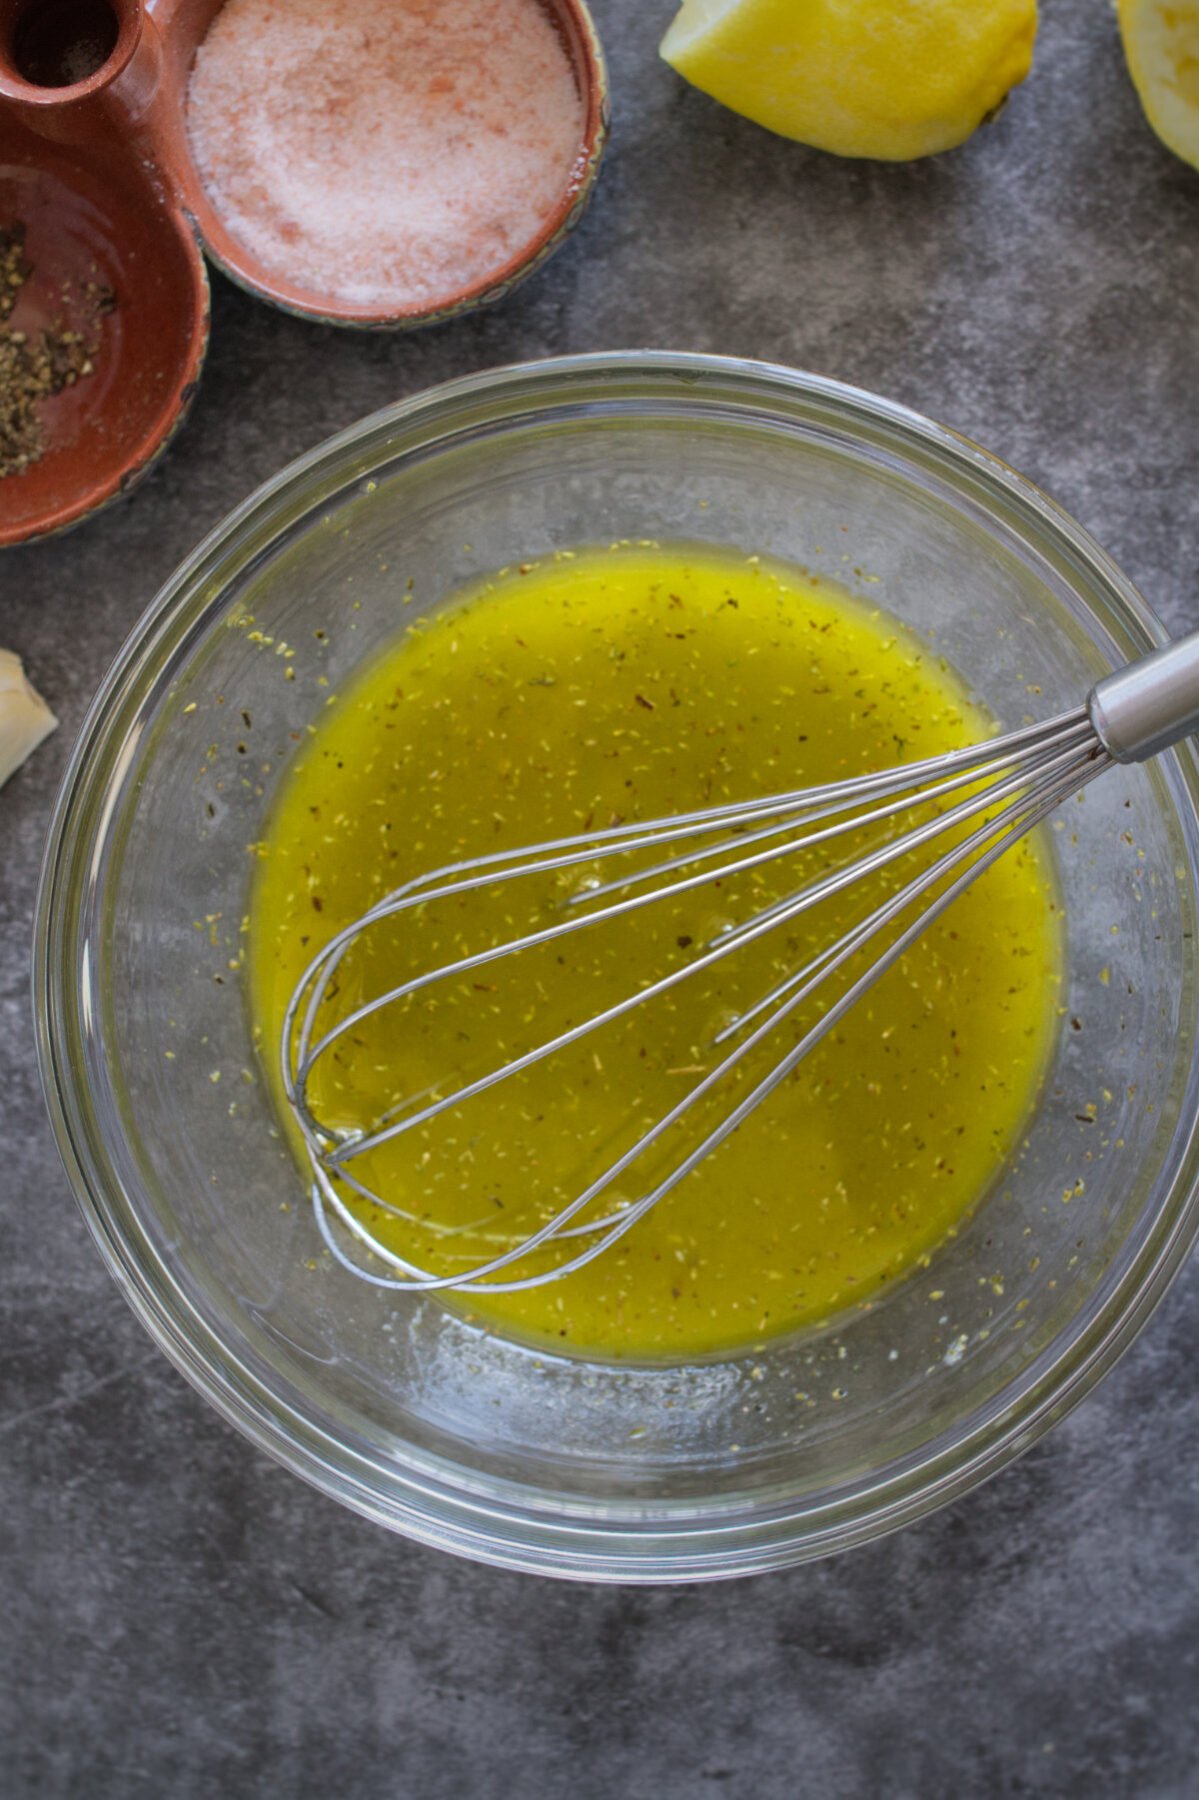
[2,1,1197,1794]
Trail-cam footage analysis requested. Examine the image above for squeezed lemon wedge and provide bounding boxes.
[659,0,1038,161]
[1117,0,1199,170]
[0,649,56,790]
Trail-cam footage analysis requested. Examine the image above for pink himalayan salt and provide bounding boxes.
[186,0,586,312]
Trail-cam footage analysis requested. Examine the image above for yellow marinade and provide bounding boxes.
[251,545,1061,1359]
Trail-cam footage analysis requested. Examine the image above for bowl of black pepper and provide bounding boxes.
[0,76,208,544]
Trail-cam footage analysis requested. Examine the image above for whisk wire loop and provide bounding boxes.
[303,733,1110,1293]
[280,693,1132,1291]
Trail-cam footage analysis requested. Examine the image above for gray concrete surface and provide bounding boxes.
[3,1,1198,1794]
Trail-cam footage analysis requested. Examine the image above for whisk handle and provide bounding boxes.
[1088,630,1199,764]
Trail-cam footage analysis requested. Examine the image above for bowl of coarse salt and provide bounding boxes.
[184,0,610,326]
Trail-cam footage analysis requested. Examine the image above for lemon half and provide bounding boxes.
[1117,0,1199,171]
[660,0,1038,162]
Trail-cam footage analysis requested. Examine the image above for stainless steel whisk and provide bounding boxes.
[283,630,1199,1293]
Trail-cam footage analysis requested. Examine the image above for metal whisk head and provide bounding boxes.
[282,632,1199,1293]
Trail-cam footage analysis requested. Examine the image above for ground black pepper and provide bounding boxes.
[0,224,112,479]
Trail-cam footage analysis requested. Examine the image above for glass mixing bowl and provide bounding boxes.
[36,353,1199,1581]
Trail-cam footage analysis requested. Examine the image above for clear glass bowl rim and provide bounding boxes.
[33,351,1199,1583]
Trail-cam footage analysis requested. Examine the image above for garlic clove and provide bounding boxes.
[0,648,57,790]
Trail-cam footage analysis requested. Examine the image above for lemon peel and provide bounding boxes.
[1117,0,1199,171]
[660,0,1038,162]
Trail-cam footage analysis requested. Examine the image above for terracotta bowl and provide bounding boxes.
[0,0,208,543]
[155,0,611,329]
